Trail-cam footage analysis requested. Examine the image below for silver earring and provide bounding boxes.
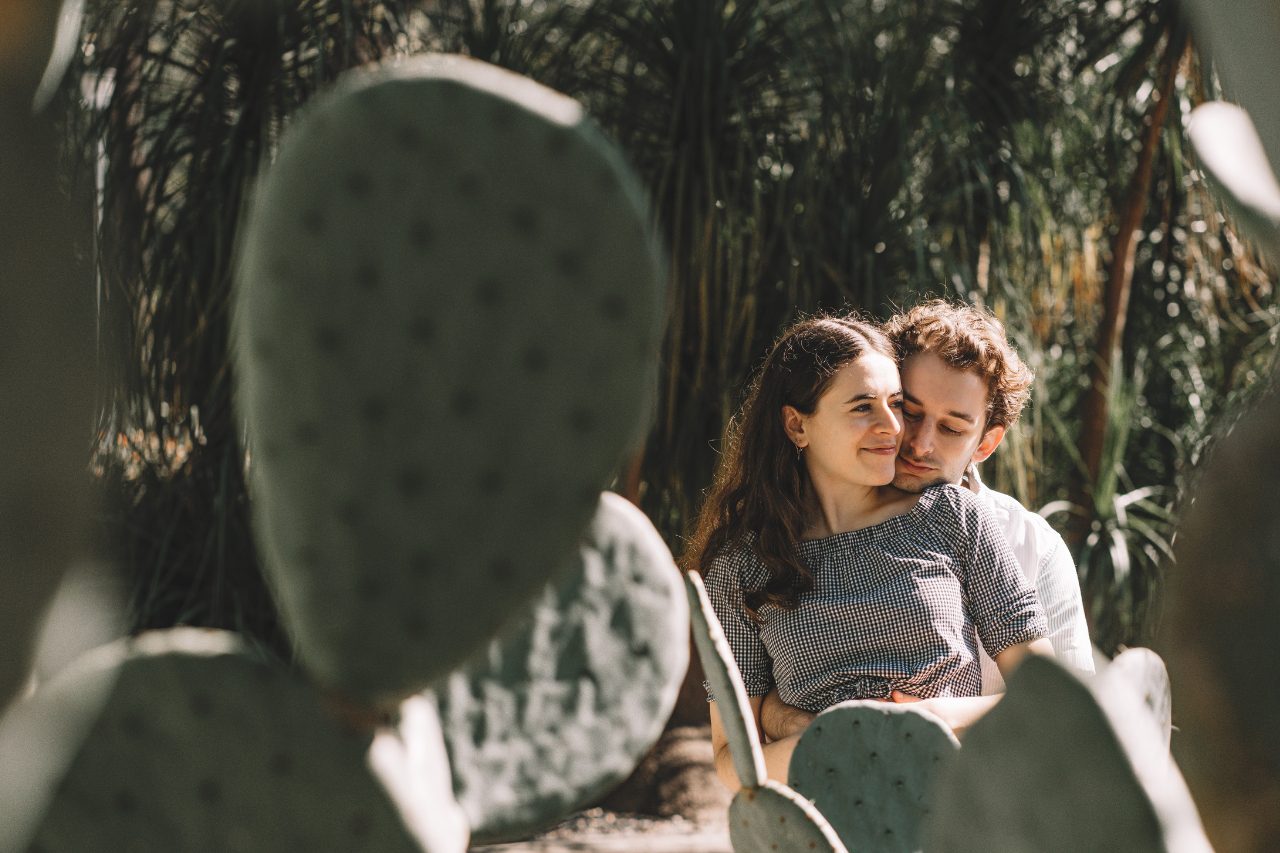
[794,444,804,459]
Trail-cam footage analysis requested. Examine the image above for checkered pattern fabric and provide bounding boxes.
[703,484,1047,711]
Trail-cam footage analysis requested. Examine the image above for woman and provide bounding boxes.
[682,315,1051,790]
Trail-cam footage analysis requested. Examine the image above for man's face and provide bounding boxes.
[893,351,1003,493]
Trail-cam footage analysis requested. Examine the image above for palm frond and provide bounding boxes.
[70,0,426,651]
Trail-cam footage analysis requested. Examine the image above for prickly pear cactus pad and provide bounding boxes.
[1181,0,1280,173]
[1,16,97,711]
[1106,647,1172,752]
[233,54,666,704]
[685,570,767,790]
[923,654,1211,853]
[434,493,688,844]
[1160,382,1280,852]
[1187,102,1280,263]
[728,780,847,853]
[0,628,432,853]
[369,693,470,853]
[788,700,959,853]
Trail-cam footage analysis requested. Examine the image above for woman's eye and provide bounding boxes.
[890,399,903,409]
[853,404,871,413]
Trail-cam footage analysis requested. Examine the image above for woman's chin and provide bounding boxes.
[858,458,898,486]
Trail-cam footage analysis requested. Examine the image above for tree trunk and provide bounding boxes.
[1069,27,1188,548]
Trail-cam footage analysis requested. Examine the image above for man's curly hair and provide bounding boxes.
[884,299,1034,430]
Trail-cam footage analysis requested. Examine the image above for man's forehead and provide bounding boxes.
[900,352,988,419]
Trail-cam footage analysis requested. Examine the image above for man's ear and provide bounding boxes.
[781,405,807,447]
[972,424,1006,464]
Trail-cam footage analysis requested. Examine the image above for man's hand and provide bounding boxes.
[886,690,921,703]
[760,688,816,741]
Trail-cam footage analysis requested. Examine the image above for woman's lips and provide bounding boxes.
[862,446,898,455]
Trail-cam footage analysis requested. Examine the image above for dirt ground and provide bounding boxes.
[470,726,733,853]
[472,809,731,853]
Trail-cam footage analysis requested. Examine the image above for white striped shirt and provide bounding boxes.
[968,468,1095,691]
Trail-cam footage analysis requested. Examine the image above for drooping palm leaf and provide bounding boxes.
[70,0,426,653]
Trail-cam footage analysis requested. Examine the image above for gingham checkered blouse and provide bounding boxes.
[704,484,1048,711]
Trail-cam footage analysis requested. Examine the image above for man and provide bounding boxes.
[887,300,1094,688]
[760,299,1093,744]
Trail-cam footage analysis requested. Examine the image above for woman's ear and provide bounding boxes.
[781,405,807,448]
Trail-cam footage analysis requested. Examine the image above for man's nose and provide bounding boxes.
[904,422,931,456]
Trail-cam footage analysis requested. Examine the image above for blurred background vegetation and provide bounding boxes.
[66,0,1277,659]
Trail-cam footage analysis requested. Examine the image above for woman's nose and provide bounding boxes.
[877,405,901,434]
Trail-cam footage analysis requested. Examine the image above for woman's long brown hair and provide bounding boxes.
[681,314,895,618]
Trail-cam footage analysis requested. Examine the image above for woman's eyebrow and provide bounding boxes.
[843,389,903,404]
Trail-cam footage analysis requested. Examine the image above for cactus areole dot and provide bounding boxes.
[233,54,666,704]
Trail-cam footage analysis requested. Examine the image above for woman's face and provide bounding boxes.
[785,351,903,488]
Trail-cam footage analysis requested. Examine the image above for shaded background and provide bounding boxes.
[64,0,1276,679]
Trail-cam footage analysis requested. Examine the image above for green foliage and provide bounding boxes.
[1041,354,1178,652]
[70,0,433,656]
[67,0,1280,660]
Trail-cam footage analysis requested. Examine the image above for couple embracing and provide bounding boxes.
[683,300,1094,790]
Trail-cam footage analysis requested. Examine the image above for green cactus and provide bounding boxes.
[0,628,451,852]
[1159,382,1280,851]
[728,780,847,853]
[923,654,1211,853]
[1186,102,1280,263]
[370,692,470,853]
[684,570,767,790]
[1108,647,1172,752]
[233,53,666,706]
[1182,0,1280,263]
[8,41,679,853]
[685,571,849,852]
[434,492,689,844]
[788,700,959,853]
[1,1,97,713]
[1181,0,1280,171]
